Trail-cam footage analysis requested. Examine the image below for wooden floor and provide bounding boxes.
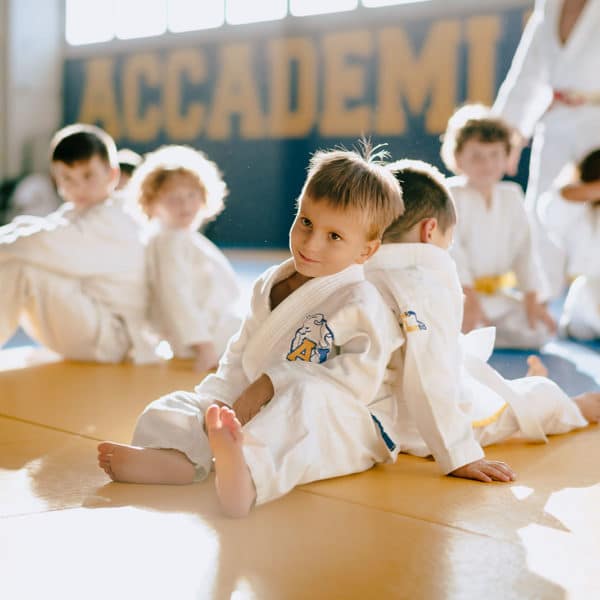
[1,344,600,599]
[2,252,600,599]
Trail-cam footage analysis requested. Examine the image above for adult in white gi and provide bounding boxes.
[145,223,241,359]
[448,176,552,348]
[539,188,600,338]
[493,0,600,293]
[366,242,589,476]
[493,0,600,208]
[0,199,151,362]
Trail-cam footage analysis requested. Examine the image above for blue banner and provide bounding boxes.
[63,3,532,247]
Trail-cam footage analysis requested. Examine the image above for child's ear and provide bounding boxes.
[109,166,120,186]
[356,238,381,264]
[420,218,438,243]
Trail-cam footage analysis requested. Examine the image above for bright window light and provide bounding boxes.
[363,0,430,6]
[226,0,287,25]
[291,0,358,16]
[168,0,225,32]
[65,0,116,45]
[116,0,167,40]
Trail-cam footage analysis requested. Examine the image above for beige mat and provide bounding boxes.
[1,348,599,598]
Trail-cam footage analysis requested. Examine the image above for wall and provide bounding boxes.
[0,0,63,179]
[63,0,533,248]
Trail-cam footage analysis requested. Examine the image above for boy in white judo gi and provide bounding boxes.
[133,145,241,372]
[365,159,600,482]
[0,124,149,363]
[441,104,556,349]
[98,146,404,516]
[539,148,600,339]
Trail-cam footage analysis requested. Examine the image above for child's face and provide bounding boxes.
[151,174,205,229]
[455,139,508,190]
[52,156,118,210]
[289,194,379,278]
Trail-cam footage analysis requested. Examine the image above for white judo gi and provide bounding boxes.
[539,189,600,338]
[493,0,600,294]
[133,258,402,505]
[0,198,152,362]
[448,177,551,348]
[365,243,587,474]
[145,224,241,358]
[493,0,600,207]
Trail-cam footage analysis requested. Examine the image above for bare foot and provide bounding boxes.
[526,355,548,377]
[97,441,196,484]
[573,392,600,424]
[205,405,256,517]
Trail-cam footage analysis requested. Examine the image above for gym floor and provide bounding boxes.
[1,250,599,599]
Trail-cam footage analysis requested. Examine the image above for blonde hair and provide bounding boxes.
[383,159,456,244]
[440,104,511,174]
[132,145,228,223]
[300,144,403,240]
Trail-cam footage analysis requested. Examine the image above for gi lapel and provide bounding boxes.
[554,0,600,77]
[242,261,364,380]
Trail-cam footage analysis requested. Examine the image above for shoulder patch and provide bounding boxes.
[400,310,427,333]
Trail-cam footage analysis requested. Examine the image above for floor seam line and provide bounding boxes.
[296,488,517,545]
[0,412,103,442]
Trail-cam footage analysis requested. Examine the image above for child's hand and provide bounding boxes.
[560,180,600,203]
[233,374,274,426]
[524,292,557,333]
[450,459,516,483]
[462,288,490,333]
[193,342,219,373]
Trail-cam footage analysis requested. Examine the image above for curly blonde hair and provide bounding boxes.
[440,104,512,174]
[132,145,228,224]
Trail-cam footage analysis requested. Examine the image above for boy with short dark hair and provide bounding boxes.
[0,123,151,362]
[366,159,598,482]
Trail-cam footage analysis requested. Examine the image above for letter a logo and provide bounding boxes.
[286,338,317,362]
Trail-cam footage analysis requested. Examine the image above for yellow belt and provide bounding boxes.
[473,271,517,295]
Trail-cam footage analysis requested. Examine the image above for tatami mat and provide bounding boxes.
[0,488,567,600]
[303,426,600,542]
[2,249,600,598]
[0,416,105,517]
[0,353,201,442]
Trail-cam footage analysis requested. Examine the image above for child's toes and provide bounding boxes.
[205,405,222,430]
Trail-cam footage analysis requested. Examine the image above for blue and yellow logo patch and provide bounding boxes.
[286,313,334,363]
[400,310,427,333]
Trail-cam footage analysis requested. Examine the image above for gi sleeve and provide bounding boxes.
[194,276,263,409]
[148,234,215,349]
[400,284,484,474]
[508,187,546,295]
[0,204,139,278]
[492,0,553,138]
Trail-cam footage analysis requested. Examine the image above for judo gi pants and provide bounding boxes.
[133,376,390,505]
[0,261,130,362]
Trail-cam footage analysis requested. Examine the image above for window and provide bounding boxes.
[290,0,358,17]
[168,0,225,32]
[115,0,167,40]
[362,0,430,6]
[66,0,433,45]
[65,0,115,45]
[225,0,287,25]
